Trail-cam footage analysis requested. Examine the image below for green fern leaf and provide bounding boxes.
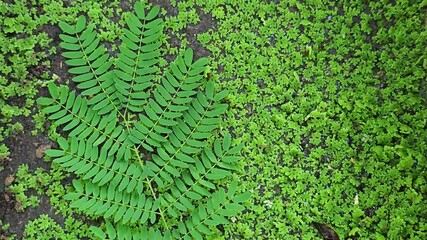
[67,180,157,226]
[129,51,211,153]
[113,7,163,113]
[37,2,246,239]
[89,226,106,239]
[233,192,252,203]
[141,87,226,188]
[58,19,119,115]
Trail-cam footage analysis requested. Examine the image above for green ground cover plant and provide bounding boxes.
[23,214,90,240]
[0,0,426,239]
[193,0,427,238]
[0,0,52,161]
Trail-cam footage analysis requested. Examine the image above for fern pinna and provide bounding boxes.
[37,1,249,240]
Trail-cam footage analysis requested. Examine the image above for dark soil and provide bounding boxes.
[0,117,60,239]
[0,1,215,238]
[152,0,216,60]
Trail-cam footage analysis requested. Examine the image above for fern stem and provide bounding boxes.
[133,146,170,230]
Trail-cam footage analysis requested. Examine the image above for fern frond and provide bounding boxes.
[59,16,120,115]
[176,186,249,240]
[38,84,115,140]
[45,137,145,194]
[90,222,168,240]
[115,3,163,113]
[37,83,133,161]
[141,86,228,189]
[129,49,210,152]
[64,180,160,225]
[159,135,242,220]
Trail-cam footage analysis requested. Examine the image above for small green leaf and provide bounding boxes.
[189,229,203,240]
[192,57,209,68]
[60,42,80,51]
[186,191,202,200]
[173,201,187,211]
[122,208,134,224]
[213,90,228,101]
[171,63,184,80]
[76,15,86,33]
[197,223,212,235]
[214,139,223,157]
[47,82,59,98]
[89,226,106,239]
[145,5,160,21]
[105,222,117,239]
[72,180,84,192]
[69,66,91,74]
[114,205,127,223]
[176,153,195,163]
[62,51,84,59]
[199,179,215,189]
[59,34,78,43]
[205,81,214,100]
[178,221,187,234]
[58,22,76,35]
[233,192,251,203]
[64,192,80,200]
[37,97,54,106]
[135,2,146,19]
[222,133,232,151]
[165,165,180,177]
[184,48,194,66]
[44,149,65,157]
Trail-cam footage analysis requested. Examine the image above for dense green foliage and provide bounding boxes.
[0,0,53,160]
[37,2,247,239]
[194,0,427,238]
[24,214,90,240]
[1,0,426,239]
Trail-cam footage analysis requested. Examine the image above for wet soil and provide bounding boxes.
[0,116,59,239]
